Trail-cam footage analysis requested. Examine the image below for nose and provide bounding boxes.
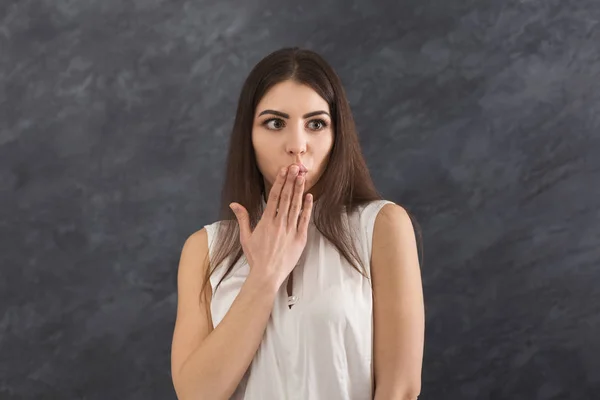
[285,123,307,156]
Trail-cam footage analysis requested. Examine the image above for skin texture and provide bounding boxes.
[252,80,334,198]
[372,203,425,400]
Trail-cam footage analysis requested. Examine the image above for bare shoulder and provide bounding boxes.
[177,227,213,308]
[373,203,414,242]
[171,228,213,381]
[371,202,419,270]
[184,227,208,251]
[371,203,424,398]
[177,228,211,280]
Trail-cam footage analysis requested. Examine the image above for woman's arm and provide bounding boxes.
[171,229,279,400]
[371,204,425,400]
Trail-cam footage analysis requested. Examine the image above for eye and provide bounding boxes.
[263,118,285,130]
[307,119,328,131]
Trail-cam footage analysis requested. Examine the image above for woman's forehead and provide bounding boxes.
[256,81,330,116]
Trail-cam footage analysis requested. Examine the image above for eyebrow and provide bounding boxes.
[257,109,331,119]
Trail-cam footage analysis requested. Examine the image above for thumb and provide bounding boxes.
[229,203,250,241]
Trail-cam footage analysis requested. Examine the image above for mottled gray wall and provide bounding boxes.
[2,0,599,399]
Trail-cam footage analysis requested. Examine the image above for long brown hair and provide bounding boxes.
[201,47,422,297]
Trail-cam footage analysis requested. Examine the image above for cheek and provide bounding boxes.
[252,132,271,165]
[253,130,279,156]
[252,135,280,184]
[316,134,334,165]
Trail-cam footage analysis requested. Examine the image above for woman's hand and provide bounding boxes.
[229,165,313,289]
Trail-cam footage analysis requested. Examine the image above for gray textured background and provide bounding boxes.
[2,0,600,399]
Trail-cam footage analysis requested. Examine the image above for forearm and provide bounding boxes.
[175,273,278,400]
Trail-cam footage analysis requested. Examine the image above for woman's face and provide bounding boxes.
[252,80,334,199]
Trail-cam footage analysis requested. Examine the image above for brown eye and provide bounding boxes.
[307,119,328,131]
[264,118,285,130]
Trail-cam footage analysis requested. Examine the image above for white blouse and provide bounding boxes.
[203,197,394,399]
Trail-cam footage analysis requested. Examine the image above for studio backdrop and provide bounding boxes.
[2,0,599,399]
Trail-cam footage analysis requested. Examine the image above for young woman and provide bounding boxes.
[171,47,425,400]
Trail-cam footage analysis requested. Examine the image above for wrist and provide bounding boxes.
[245,270,282,296]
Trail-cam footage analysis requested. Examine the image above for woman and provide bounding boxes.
[171,47,425,400]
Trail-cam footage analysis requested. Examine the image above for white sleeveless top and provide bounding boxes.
[203,197,394,399]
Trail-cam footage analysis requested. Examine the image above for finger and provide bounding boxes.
[288,173,305,228]
[296,194,313,234]
[265,167,288,219]
[276,165,299,224]
[230,203,250,243]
